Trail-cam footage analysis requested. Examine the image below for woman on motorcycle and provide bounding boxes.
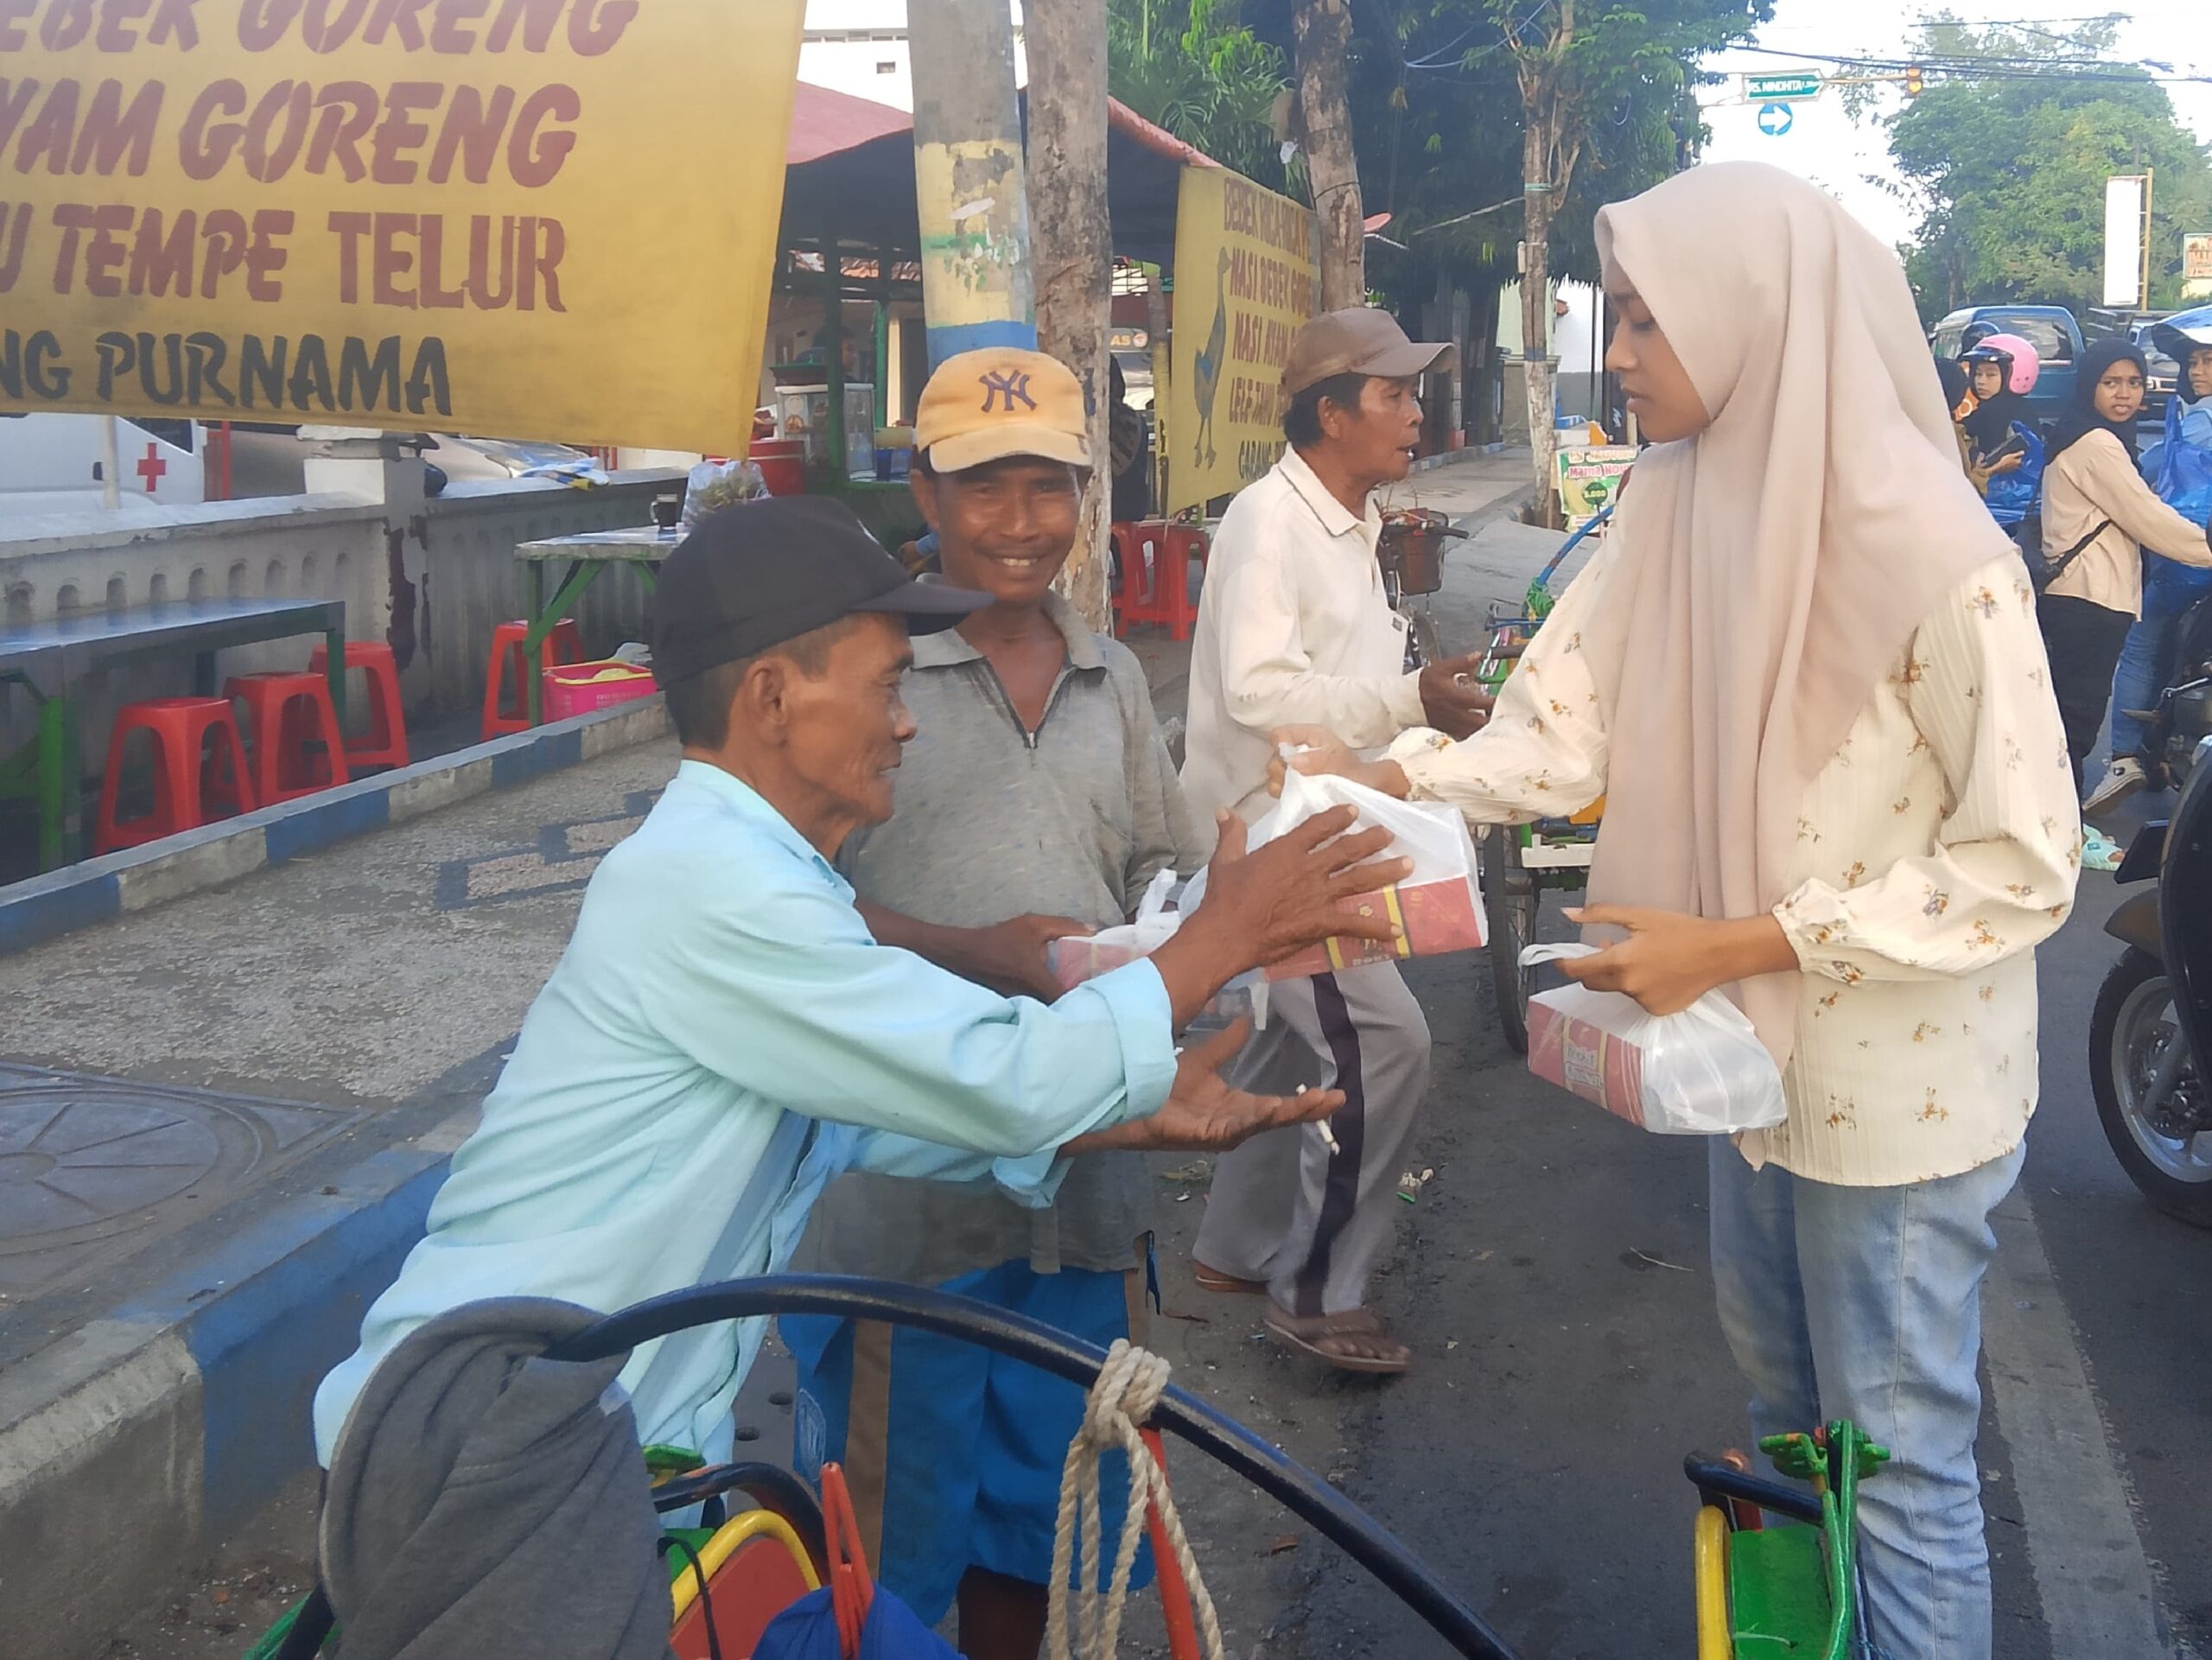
[2035,338,2212,806]
[1272,162,2080,1660]
[2090,322,2212,814]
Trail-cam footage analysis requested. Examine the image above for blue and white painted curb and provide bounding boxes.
[0,1114,468,1660]
[0,696,671,957]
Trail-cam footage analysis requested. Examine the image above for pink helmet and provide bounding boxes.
[1961,332,2041,396]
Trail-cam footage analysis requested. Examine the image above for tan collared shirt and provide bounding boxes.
[1395,550,2082,1187]
[1181,447,1429,826]
[2042,428,2210,614]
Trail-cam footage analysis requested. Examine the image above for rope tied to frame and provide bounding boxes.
[1045,1341,1224,1660]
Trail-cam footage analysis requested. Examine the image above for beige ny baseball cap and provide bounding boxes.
[1282,308,1456,398]
[915,347,1092,474]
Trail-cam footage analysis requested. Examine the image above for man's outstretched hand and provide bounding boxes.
[1147,806,1410,1029]
[1065,1021,1344,1154]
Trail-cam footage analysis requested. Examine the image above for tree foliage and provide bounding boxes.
[1296,0,1765,297]
[1106,0,1294,191]
[1887,14,2212,318]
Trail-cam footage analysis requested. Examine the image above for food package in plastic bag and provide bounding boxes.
[681,458,769,530]
[1243,768,1485,981]
[1520,944,1787,1135]
[1046,871,1264,1031]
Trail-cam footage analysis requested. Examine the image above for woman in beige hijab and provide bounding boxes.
[1276,162,2080,1659]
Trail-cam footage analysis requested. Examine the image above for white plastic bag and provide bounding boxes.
[1046,871,1265,1031]
[1242,767,1484,980]
[1519,944,1787,1135]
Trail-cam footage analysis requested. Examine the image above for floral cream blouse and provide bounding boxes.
[1395,550,2082,1186]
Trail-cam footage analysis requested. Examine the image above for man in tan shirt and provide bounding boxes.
[1180,308,1490,1372]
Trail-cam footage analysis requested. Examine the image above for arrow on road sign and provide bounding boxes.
[1758,102,1796,137]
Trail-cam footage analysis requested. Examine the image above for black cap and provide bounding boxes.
[648,496,985,685]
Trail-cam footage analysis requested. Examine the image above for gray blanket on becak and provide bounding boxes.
[319,1298,676,1660]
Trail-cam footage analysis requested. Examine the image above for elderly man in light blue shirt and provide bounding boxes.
[313,496,1402,1471]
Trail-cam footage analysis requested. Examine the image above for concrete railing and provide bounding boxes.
[0,461,682,766]
[0,493,391,762]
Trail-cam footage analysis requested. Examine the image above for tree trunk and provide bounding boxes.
[1027,0,1114,631]
[1292,0,1364,310]
[1471,280,1501,445]
[1521,107,1560,527]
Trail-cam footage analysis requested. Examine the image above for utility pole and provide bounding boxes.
[1292,0,1365,310]
[908,0,1037,367]
[1504,0,1580,528]
[1027,0,1115,629]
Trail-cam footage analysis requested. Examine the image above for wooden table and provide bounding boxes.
[512,525,676,726]
[0,596,346,872]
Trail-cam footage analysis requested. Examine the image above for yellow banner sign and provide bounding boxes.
[0,0,804,453]
[1166,165,1317,516]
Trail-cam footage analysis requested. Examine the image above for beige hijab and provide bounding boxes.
[1581,162,2018,1063]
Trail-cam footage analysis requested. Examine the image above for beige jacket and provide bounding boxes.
[1397,550,2081,1186]
[2042,428,2209,614]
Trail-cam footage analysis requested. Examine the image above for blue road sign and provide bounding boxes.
[1758,102,1795,137]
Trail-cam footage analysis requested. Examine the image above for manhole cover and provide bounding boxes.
[0,1065,364,1301]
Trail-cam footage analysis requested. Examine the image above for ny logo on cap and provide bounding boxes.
[978,369,1037,414]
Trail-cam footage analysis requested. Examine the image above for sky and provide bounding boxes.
[1698,1,2212,249]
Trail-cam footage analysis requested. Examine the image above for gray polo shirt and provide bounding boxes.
[791,595,1206,1283]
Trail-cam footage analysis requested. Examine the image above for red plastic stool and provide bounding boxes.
[308,639,410,772]
[481,618,583,740]
[93,697,255,854]
[1110,521,1206,641]
[225,671,352,805]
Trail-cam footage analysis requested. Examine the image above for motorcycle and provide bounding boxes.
[2091,734,2212,1225]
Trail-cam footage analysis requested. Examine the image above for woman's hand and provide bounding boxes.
[1264,726,1412,799]
[1559,905,1798,1015]
[1987,450,2025,476]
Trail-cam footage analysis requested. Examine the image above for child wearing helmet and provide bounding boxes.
[1959,333,2039,478]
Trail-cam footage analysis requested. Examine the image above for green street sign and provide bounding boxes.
[1745,72,1822,101]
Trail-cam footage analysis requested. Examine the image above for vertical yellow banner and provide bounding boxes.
[1166,166,1319,516]
[0,0,806,455]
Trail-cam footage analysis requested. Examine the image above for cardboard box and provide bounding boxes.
[1526,996,1649,1128]
[1264,874,1485,981]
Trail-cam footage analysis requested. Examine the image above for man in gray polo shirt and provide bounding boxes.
[784,347,1207,1660]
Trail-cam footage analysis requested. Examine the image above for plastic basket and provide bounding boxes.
[543,660,658,722]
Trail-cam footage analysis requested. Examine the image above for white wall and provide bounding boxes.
[799,0,1027,110]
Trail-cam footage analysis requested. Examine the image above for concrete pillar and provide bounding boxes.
[907,0,1037,366]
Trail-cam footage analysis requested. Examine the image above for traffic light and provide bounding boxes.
[1904,64,1924,97]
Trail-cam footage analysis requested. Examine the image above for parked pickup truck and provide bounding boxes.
[1929,305,2084,435]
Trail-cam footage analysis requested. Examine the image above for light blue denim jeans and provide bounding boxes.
[2107,611,2179,763]
[1707,1137,2025,1660]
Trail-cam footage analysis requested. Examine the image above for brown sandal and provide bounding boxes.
[1263,1305,1412,1375]
[1192,1261,1269,1296]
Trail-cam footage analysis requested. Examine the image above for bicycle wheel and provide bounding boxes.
[1483,825,1538,1054]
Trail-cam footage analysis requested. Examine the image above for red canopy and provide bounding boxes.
[787,83,914,167]
[786,81,1224,172]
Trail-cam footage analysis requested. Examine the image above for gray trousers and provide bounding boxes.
[1193,964,1432,1317]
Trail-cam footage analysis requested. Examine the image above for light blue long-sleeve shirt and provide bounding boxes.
[312,760,1178,1466]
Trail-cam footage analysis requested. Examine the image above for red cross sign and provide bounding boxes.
[135,442,167,493]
